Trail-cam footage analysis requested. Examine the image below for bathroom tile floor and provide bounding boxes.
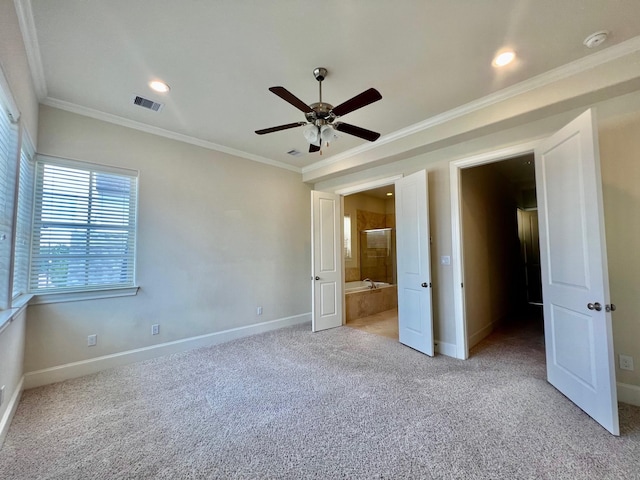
[344,308,399,340]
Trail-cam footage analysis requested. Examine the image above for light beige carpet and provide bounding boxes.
[1,316,639,479]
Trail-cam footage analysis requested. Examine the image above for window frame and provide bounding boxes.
[28,155,140,303]
[0,64,24,330]
[11,129,35,302]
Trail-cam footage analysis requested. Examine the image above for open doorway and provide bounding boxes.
[343,185,398,340]
[459,154,543,354]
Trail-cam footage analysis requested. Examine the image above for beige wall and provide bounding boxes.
[461,164,522,347]
[25,105,311,372]
[314,90,640,387]
[600,110,640,387]
[0,0,39,440]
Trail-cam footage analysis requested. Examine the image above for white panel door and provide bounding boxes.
[535,109,619,435]
[395,170,434,355]
[311,190,343,332]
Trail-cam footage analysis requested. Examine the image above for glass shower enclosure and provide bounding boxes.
[359,227,396,284]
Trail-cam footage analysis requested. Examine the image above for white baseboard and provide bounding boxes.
[617,382,640,407]
[468,321,499,349]
[435,340,457,357]
[0,376,24,449]
[24,313,311,389]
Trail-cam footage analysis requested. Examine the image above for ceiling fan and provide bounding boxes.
[255,67,382,153]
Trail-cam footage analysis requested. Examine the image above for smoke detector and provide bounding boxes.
[583,31,609,49]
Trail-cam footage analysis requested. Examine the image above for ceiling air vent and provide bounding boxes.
[132,95,164,112]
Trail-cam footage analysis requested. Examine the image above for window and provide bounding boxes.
[29,157,138,295]
[0,84,19,311]
[344,214,352,259]
[12,137,35,299]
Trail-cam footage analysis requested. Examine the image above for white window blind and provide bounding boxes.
[0,101,19,309]
[12,139,35,299]
[30,157,138,294]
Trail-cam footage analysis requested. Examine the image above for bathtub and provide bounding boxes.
[345,281,397,322]
[345,280,390,293]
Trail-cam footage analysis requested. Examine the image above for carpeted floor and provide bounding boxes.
[1,317,640,479]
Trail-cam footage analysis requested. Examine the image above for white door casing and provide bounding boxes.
[395,170,434,355]
[535,109,619,435]
[311,190,343,332]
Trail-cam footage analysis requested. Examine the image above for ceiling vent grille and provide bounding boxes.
[132,95,164,112]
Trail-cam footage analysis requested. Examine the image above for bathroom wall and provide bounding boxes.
[343,193,387,281]
[343,193,396,283]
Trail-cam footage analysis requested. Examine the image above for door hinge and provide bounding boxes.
[461,282,464,288]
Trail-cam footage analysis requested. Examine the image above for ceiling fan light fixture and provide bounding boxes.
[320,124,337,143]
[303,124,320,145]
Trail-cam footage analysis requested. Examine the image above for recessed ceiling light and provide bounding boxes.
[149,80,170,93]
[492,51,516,67]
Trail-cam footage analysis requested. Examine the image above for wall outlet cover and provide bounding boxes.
[87,334,97,347]
[619,354,634,371]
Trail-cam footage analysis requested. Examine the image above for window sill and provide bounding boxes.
[0,294,34,336]
[29,286,140,305]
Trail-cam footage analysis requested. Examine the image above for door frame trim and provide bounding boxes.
[449,140,540,359]
[335,175,404,196]
[315,175,402,330]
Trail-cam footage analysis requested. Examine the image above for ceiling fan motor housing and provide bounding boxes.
[306,102,334,126]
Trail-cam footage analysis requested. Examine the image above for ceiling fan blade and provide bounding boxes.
[334,122,380,142]
[331,88,382,117]
[255,122,306,135]
[309,143,321,153]
[269,86,313,114]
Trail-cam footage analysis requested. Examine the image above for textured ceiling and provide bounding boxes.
[26,0,640,171]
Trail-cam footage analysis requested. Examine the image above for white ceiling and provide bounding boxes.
[22,0,640,172]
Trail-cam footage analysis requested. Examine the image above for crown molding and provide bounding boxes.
[302,35,640,176]
[14,0,47,100]
[41,97,302,173]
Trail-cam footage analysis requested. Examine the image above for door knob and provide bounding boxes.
[587,302,602,311]
[606,304,617,312]
[421,282,428,288]
[315,276,320,281]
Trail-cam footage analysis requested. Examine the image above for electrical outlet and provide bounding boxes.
[619,354,634,371]
[151,324,159,335]
[87,334,97,347]
[257,306,263,316]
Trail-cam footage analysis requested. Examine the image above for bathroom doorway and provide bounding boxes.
[343,185,399,340]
